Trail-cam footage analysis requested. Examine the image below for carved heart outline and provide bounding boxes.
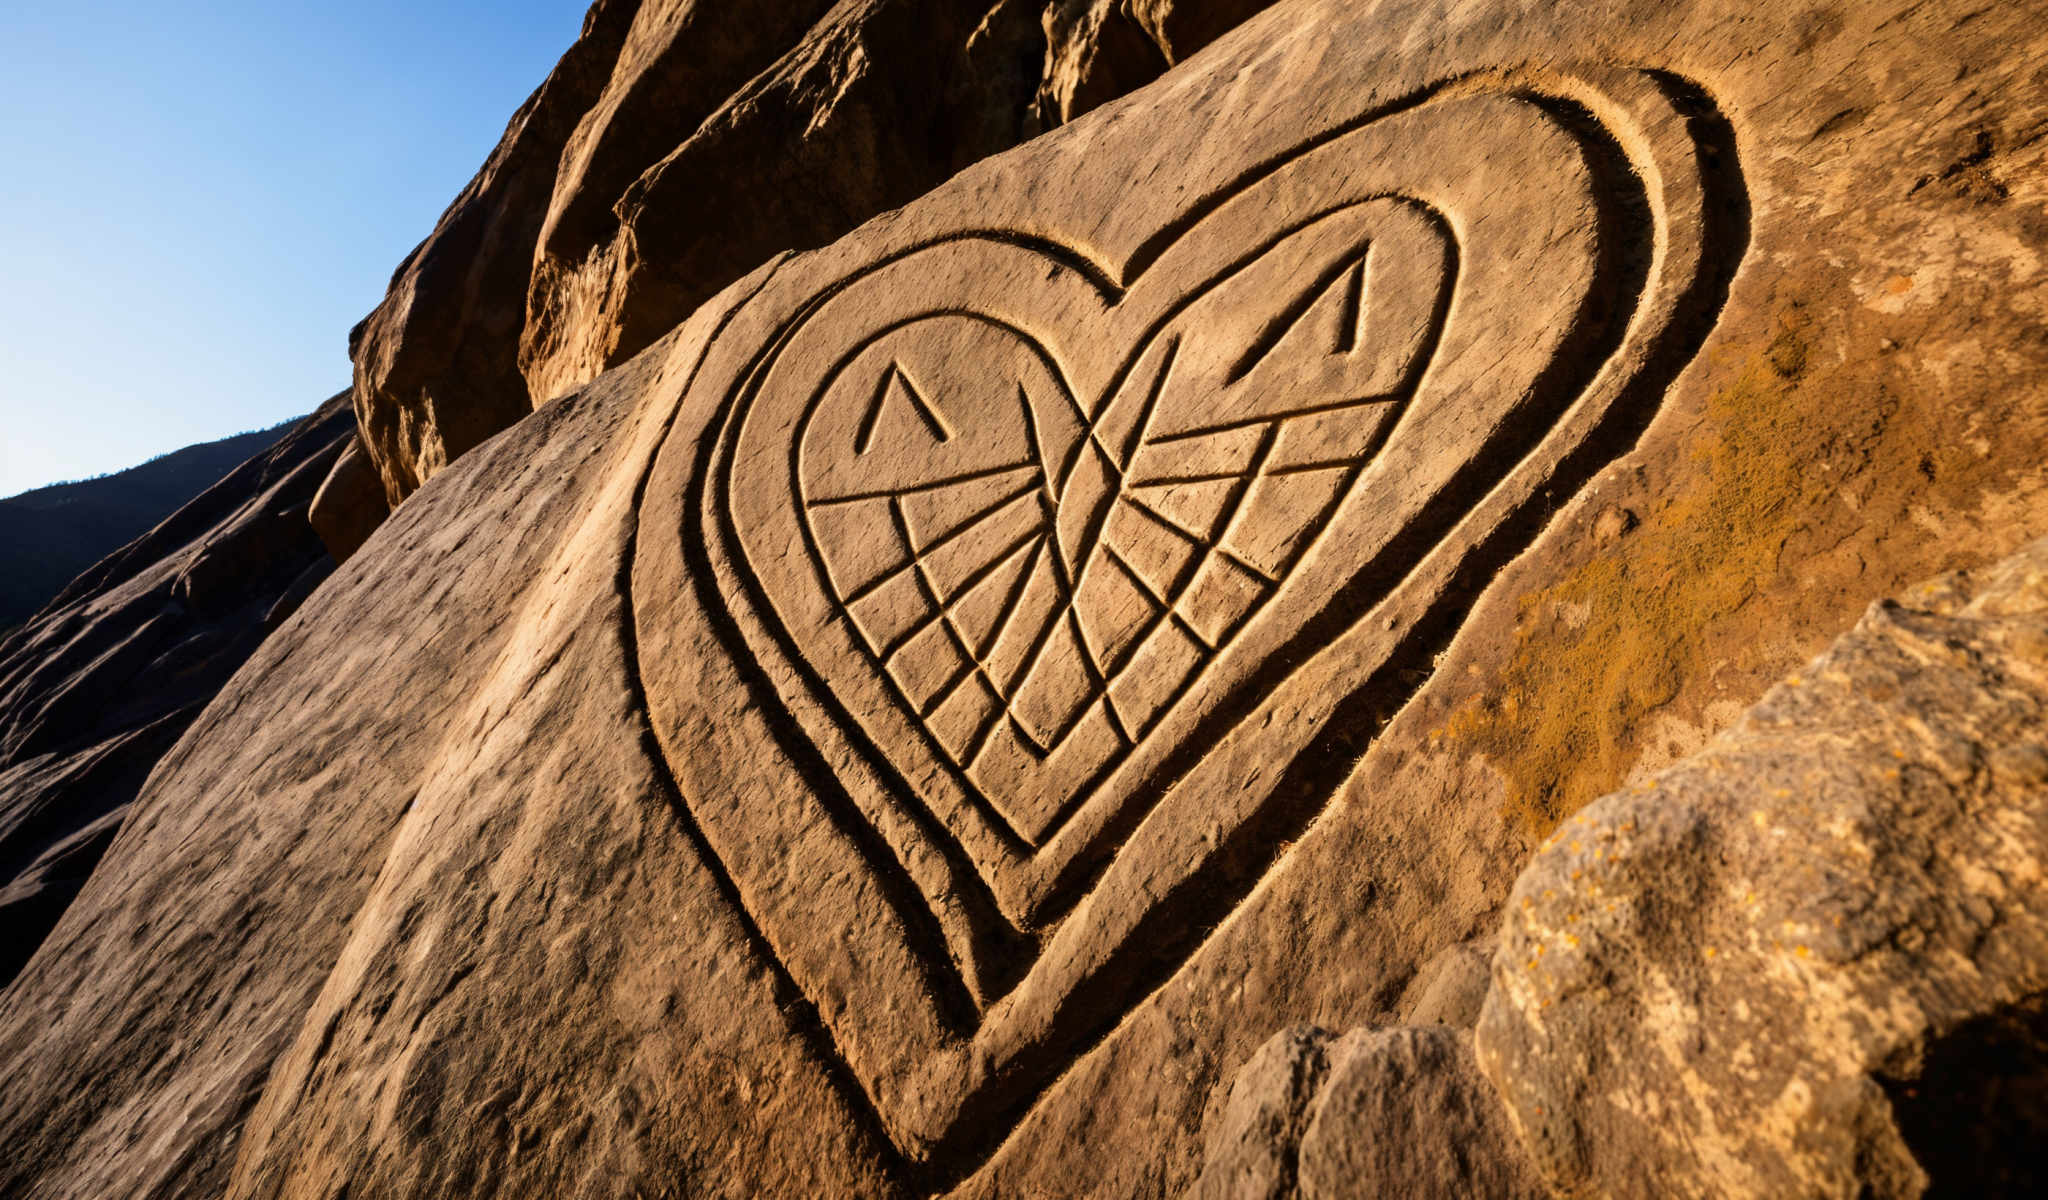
[636,65,1744,1169]
[783,196,1455,856]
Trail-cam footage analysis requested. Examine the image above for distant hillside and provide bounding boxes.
[0,420,298,629]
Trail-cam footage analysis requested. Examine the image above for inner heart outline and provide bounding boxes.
[785,202,1448,852]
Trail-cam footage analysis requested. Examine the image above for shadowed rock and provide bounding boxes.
[0,393,352,985]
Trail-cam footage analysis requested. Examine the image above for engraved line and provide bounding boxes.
[853,365,893,455]
[879,524,1044,660]
[1336,251,1366,355]
[1123,492,1281,583]
[1116,334,1181,470]
[1102,424,1279,677]
[1144,392,1401,446]
[961,538,1050,769]
[893,500,1011,714]
[893,362,956,442]
[807,459,1036,507]
[841,481,1041,609]
[1127,469,1253,488]
[1076,605,1134,746]
[1269,457,1372,476]
[1100,542,1173,613]
[1222,244,1373,384]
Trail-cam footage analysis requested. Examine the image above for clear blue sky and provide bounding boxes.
[0,2,585,497]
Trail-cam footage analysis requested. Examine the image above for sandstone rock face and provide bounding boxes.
[349,0,1280,513]
[0,394,351,985]
[3,0,2047,1196]
[1192,1025,1543,1199]
[1477,538,2048,1199]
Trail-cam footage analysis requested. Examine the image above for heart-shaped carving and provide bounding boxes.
[791,198,1449,849]
[638,66,1743,1169]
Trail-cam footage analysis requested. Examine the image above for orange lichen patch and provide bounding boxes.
[1437,296,2028,838]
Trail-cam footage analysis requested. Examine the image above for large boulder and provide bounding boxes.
[1477,538,2048,1198]
[2,0,2046,1196]
[349,0,1282,515]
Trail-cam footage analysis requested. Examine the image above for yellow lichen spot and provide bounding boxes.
[1786,675,1803,687]
[1566,934,1581,948]
[1795,945,1811,958]
[1704,946,1718,959]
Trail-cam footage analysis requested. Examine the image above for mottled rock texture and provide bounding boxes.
[1,0,2046,1197]
[0,394,350,986]
[348,0,1279,514]
[1477,537,2048,1199]
[1192,1025,1542,1200]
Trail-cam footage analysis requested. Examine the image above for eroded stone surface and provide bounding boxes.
[1476,537,2048,1199]
[1191,1025,1544,1199]
[2,0,2046,1197]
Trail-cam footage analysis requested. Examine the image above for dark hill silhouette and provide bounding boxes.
[0,421,297,630]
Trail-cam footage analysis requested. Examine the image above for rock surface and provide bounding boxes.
[1476,537,2048,1199]
[1192,1025,1543,1200]
[348,0,1281,514]
[2,0,2047,1197]
[0,395,351,985]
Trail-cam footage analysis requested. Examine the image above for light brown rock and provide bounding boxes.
[1192,1025,1544,1200]
[1476,537,2048,1199]
[1,1,2046,1197]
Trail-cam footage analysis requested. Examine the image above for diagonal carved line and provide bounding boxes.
[1101,541,1173,614]
[891,500,1024,705]
[1127,469,1254,488]
[1122,493,1210,548]
[1114,335,1180,471]
[960,538,1049,769]
[1269,456,1372,476]
[1123,493,1281,583]
[807,459,1037,507]
[1171,608,1218,653]
[880,525,1044,660]
[1336,251,1367,354]
[1144,392,1401,446]
[1098,424,1280,676]
[1222,243,1373,385]
[1060,602,1132,748]
[838,481,1041,607]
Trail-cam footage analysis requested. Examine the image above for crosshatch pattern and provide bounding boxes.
[799,246,1415,846]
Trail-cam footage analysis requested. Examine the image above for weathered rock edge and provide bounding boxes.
[1476,536,2048,1198]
